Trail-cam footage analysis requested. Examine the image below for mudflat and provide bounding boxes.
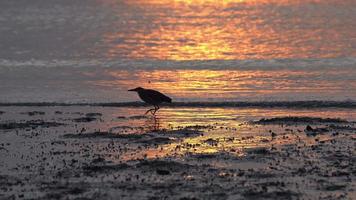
[0,106,355,199]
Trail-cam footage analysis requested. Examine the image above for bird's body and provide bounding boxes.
[137,89,172,105]
[128,87,172,115]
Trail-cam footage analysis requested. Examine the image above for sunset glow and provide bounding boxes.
[1,0,356,198]
[98,0,354,60]
[89,68,356,101]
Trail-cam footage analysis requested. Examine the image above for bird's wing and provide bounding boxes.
[138,92,156,105]
[145,89,172,103]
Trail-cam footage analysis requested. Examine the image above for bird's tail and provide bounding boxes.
[163,95,172,103]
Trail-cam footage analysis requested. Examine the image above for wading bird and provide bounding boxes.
[128,87,172,115]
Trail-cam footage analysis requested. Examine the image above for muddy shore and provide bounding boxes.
[0,106,355,199]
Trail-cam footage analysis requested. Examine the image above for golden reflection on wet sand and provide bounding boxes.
[120,122,338,161]
[114,107,355,161]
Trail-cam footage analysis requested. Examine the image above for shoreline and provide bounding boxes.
[0,100,355,108]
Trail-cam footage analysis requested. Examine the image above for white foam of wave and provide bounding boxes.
[0,57,356,70]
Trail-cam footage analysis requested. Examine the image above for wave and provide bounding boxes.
[0,101,355,108]
[0,57,356,70]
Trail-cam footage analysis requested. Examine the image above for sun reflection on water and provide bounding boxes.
[98,0,356,60]
[90,69,355,101]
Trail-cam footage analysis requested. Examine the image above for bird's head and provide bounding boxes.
[128,87,144,92]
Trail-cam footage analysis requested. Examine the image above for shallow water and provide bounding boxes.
[1,106,355,161]
[1,65,355,102]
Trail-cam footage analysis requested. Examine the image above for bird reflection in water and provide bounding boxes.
[144,115,160,132]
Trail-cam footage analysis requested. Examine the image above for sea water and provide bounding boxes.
[0,0,355,103]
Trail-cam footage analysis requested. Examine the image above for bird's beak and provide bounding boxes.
[128,88,135,91]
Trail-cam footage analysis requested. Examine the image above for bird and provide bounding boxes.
[128,87,172,115]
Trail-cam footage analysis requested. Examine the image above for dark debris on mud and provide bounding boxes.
[136,160,194,173]
[253,117,349,125]
[62,131,176,146]
[85,112,102,117]
[21,111,45,116]
[72,112,103,123]
[63,131,145,139]
[0,120,64,130]
[242,189,299,200]
[63,128,202,145]
[73,117,98,123]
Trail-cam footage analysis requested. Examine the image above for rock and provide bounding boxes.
[156,169,170,175]
[306,125,313,131]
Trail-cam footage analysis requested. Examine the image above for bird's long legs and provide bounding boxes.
[152,105,160,115]
[144,108,155,115]
[144,105,160,115]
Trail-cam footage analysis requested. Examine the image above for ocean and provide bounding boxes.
[0,0,355,103]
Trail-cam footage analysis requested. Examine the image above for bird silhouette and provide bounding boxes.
[128,87,172,115]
